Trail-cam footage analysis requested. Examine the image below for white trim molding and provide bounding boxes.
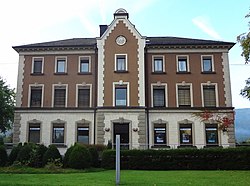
[112,81,130,107]
[222,52,232,107]
[16,55,25,107]
[55,56,67,73]
[201,55,214,72]
[176,82,193,107]
[151,83,168,107]
[176,55,190,72]
[75,84,92,107]
[52,84,68,107]
[28,84,44,107]
[152,55,165,73]
[31,57,44,74]
[78,56,91,73]
[201,82,219,107]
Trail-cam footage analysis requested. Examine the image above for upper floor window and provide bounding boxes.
[177,56,189,73]
[177,84,192,107]
[32,57,44,74]
[152,56,164,73]
[79,56,91,73]
[53,85,67,107]
[29,85,43,107]
[115,85,127,106]
[55,57,67,73]
[152,86,166,107]
[77,85,91,107]
[202,84,217,107]
[202,55,214,73]
[115,54,127,72]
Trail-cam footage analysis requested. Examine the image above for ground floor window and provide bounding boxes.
[52,124,65,144]
[154,124,166,145]
[77,126,89,144]
[205,124,218,146]
[179,124,192,146]
[28,123,40,143]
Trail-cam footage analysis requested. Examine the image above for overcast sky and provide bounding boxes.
[0,0,250,108]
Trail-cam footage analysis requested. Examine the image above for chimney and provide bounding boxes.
[99,25,108,37]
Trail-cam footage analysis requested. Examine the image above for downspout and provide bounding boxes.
[93,46,98,144]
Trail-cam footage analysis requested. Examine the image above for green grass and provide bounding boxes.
[0,169,249,186]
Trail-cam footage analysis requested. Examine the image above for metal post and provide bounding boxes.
[116,135,120,185]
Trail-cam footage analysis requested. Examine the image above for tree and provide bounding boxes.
[0,77,15,133]
[237,9,250,100]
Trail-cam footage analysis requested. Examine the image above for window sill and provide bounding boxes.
[78,72,92,75]
[151,72,166,74]
[54,72,68,75]
[201,72,216,74]
[204,145,222,148]
[178,145,197,149]
[176,72,191,74]
[151,145,170,149]
[30,73,44,76]
[51,143,67,148]
[114,70,129,73]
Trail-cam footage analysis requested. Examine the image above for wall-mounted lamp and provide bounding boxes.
[104,128,110,132]
[133,128,139,132]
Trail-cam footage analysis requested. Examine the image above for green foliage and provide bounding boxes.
[42,145,62,166]
[102,147,250,170]
[0,77,15,133]
[44,158,63,171]
[8,143,22,164]
[0,145,8,166]
[88,146,99,167]
[29,144,48,168]
[16,143,34,165]
[68,144,91,169]
[63,145,74,168]
[240,78,250,100]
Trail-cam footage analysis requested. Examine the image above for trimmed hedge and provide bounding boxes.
[102,147,250,170]
[16,143,34,164]
[42,145,62,166]
[8,143,22,164]
[0,146,7,166]
[68,144,91,169]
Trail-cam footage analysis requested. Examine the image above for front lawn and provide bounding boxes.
[0,169,249,185]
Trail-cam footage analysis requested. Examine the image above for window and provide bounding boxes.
[177,85,191,107]
[52,124,65,144]
[115,54,127,72]
[154,125,166,145]
[205,124,218,146]
[79,56,90,73]
[30,86,43,107]
[177,56,189,72]
[77,86,90,107]
[153,56,164,72]
[55,57,67,73]
[153,86,165,107]
[202,56,213,72]
[53,86,66,107]
[203,85,216,107]
[28,123,40,143]
[77,127,89,144]
[115,86,127,106]
[32,57,43,74]
[179,124,192,145]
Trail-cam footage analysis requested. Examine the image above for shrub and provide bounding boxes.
[63,145,74,168]
[102,147,250,170]
[29,144,48,168]
[8,143,22,165]
[88,146,99,167]
[16,143,34,165]
[0,146,8,166]
[68,144,91,169]
[42,145,62,166]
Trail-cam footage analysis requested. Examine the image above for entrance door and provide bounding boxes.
[113,123,129,149]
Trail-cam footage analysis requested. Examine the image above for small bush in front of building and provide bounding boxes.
[63,145,74,168]
[87,146,99,167]
[16,143,34,165]
[42,145,62,166]
[0,145,8,167]
[8,143,22,165]
[68,144,91,169]
[29,144,48,168]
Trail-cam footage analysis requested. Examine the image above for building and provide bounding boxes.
[13,9,235,154]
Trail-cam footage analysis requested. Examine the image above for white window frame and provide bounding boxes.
[176,55,190,72]
[113,81,130,106]
[52,84,68,107]
[178,122,194,146]
[201,83,219,107]
[115,54,128,71]
[201,55,214,72]
[176,83,193,107]
[51,122,66,144]
[32,57,44,74]
[28,84,44,107]
[151,83,168,107]
[152,55,165,72]
[55,56,67,73]
[75,84,92,107]
[78,56,91,73]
